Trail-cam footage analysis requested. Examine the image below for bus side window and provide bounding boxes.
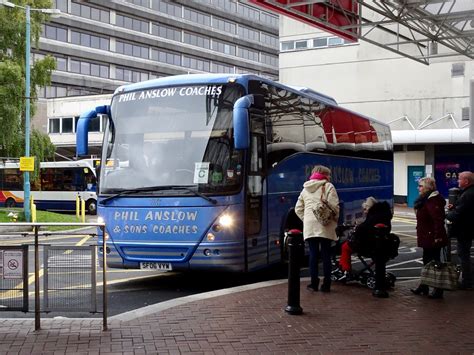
[41,168,54,191]
[62,170,74,191]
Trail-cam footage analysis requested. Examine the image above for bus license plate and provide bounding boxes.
[140,262,172,271]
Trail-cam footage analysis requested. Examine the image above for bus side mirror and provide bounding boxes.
[233,107,249,150]
[76,105,110,156]
[233,95,263,150]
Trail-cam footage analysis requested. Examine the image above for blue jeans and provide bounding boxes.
[457,237,473,287]
[307,237,332,286]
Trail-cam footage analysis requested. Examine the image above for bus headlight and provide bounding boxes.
[217,214,233,228]
[97,216,105,224]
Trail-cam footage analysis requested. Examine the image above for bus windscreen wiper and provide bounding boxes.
[170,186,217,204]
[100,185,217,205]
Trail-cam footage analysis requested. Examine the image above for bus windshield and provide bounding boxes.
[101,84,245,195]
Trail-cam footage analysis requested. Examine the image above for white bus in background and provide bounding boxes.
[0,159,98,214]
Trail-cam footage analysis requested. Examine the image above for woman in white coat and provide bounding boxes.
[295,165,340,292]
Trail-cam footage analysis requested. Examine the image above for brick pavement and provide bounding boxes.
[1,279,473,354]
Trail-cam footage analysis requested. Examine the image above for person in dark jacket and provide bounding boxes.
[446,171,474,290]
[412,177,448,299]
[338,197,377,273]
[337,197,393,298]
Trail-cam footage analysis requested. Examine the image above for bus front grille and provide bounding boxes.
[120,245,190,261]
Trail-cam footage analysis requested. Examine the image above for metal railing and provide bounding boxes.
[0,222,107,331]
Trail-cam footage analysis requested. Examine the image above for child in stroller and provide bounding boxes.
[332,198,400,297]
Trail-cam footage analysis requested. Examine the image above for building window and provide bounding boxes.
[151,48,181,65]
[212,16,236,34]
[115,67,148,82]
[49,118,60,133]
[182,56,210,72]
[261,32,278,47]
[238,4,260,21]
[295,40,308,50]
[53,0,68,13]
[313,37,328,48]
[116,40,149,59]
[214,0,236,13]
[328,37,344,46]
[238,47,259,62]
[71,30,109,51]
[281,41,294,51]
[260,12,278,28]
[71,2,110,23]
[183,32,210,49]
[151,23,181,42]
[452,63,465,77]
[184,8,210,26]
[125,0,149,7]
[151,0,181,17]
[43,24,67,42]
[212,39,236,56]
[261,53,278,67]
[211,62,234,73]
[55,57,67,71]
[116,13,149,33]
[62,117,73,133]
[462,107,470,121]
[238,25,259,42]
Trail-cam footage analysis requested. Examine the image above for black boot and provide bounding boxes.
[307,279,319,292]
[428,288,444,299]
[410,284,429,296]
[320,279,331,293]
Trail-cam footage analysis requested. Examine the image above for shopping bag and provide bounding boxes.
[420,260,459,290]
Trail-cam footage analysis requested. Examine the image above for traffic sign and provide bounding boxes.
[2,250,23,279]
[20,156,35,172]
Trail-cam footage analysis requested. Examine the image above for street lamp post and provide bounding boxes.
[0,1,60,221]
[25,4,31,222]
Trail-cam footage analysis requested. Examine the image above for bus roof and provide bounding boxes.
[113,73,389,129]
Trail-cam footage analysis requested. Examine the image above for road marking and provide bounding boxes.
[0,234,95,245]
[63,235,92,254]
[393,231,417,239]
[393,217,416,225]
[386,258,423,268]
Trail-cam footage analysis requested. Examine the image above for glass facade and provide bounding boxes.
[39,0,279,99]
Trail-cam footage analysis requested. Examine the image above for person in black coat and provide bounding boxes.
[354,200,393,298]
[339,198,393,298]
[446,171,474,289]
[411,177,448,299]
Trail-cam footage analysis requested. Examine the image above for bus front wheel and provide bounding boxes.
[86,199,97,215]
[5,198,16,208]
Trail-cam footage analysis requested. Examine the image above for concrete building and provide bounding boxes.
[279,16,473,205]
[35,0,279,157]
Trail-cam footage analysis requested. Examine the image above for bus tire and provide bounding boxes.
[86,199,97,215]
[5,198,16,208]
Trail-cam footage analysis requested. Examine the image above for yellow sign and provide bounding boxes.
[19,157,35,172]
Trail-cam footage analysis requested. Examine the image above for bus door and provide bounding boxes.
[245,113,268,270]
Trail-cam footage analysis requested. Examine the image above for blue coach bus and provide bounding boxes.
[76,74,393,272]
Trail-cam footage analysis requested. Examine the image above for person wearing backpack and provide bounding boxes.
[295,165,339,292]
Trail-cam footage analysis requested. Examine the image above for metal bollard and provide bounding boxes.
[285,229,303,315]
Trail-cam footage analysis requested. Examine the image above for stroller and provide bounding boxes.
[331,223,399,289]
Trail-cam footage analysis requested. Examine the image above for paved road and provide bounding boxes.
[0,215,437,319]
